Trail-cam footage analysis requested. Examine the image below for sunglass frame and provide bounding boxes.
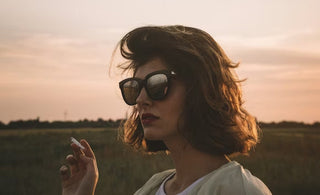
[119,70,176,105]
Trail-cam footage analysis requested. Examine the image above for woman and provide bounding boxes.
[60,25,272,195]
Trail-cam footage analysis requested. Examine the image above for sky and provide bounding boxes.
[0,0,319,124]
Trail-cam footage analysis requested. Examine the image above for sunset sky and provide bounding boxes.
[1,0,319,124]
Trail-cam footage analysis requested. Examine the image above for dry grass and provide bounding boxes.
[0,127,319,194]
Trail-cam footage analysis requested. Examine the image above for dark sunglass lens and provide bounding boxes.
[122,80,140,105]
[147,74,168,99]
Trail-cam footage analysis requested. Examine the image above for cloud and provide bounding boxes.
[279,30,320,51]
[235,47,320,66]
[0,32,126,123]
[0,33,116,83]
[219,30,320,67]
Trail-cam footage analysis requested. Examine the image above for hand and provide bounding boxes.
[60,139,99,195]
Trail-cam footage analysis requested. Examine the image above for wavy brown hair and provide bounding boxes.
[116,25,260,156]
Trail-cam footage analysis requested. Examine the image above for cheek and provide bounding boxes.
[162,101,185,128]
[159,81,186,130]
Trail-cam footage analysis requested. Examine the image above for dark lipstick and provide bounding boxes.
[141,113,159,125]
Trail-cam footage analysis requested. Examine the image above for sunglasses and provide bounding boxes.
[119,70,176,105]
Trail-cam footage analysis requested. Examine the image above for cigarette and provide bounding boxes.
[70,137,85,150]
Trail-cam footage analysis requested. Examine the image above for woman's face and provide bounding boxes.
[135,57,186,141]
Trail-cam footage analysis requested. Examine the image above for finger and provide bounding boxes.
[80,139,96,159]
[79,154,99,176]
[60,165,70,181]
[66,154,77,164]
[71,143,84,160]
[79,153,92,164]
[66,154,79,174]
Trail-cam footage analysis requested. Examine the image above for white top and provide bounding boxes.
[150,161,271,195]
[155,172,205,195]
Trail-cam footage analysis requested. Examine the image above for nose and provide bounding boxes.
[136,87,152,108]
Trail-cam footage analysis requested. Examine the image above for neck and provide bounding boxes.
[163,136,230,190]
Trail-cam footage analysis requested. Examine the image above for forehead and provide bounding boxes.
[134,58,168,79]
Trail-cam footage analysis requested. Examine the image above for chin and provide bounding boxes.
[143,128,163,140]
[143,133,160,141]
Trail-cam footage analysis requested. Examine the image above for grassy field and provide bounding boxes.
[0,127,319,195]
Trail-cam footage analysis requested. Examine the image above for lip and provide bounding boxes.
[141,113,159,125]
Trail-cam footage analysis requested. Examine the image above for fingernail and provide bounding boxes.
[60,165,68,173]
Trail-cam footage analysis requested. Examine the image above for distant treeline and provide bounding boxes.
[258,121,320,129]
[0,118,319,130]
[0,118,122,130]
